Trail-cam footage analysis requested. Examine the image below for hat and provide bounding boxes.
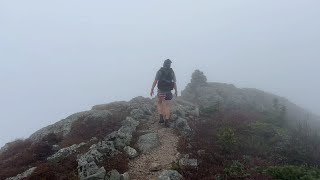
[163,59,172,68]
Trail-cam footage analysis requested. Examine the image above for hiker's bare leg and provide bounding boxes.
[163,100,171,120]
[157,98,164,115]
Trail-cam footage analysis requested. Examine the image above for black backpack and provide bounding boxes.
[157,67,175,91]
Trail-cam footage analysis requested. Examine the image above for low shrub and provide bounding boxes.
[217,127,236,153]
[224,160,250,178]
[266,165,320,180]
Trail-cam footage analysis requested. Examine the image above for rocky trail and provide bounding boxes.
[128,113,180,180]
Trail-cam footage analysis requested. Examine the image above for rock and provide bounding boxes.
[174,118,192,137]
[130,109,146,120]
[92,101,129,111]
[118,126,136,136]
[47,142,86,162]
[29,110,112,142]
[120,172,130,180]
[77,141,119,179]
[106,170,121,180]
[158,170,183,180]
[197,150,206,156]
[175,152,182,160]
[121,117,140,128]
[78,161,103,180]
[52,144,60,152]
[90,137,99,143]
[80,141,118,163]
[92,141,117,156]
[124,146,139,159]
[171,114,179,120]
[179,158,198,168]
[0,143,10,155]
[137,133,160,153]
[150,163,162,172]
[105,131,133,150]
[83,167,106,180]
[6,167,37,180]
[114,132,133,150]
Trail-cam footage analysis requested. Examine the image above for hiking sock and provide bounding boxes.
[159,114,164,123]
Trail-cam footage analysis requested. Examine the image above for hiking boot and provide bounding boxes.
[159,114,164,123]
[164,119,170,128]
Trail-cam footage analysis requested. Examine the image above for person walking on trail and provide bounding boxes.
[150,59,178,127]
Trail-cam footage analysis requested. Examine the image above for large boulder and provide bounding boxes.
[174,118,193,137]
[47,142,86,162]
[78,161,104,180]
[77,140,119,179]
[158,170,183,180]
[137,133,160,153]
[105,131,133,150]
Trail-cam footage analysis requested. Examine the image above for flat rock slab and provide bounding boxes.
[137,133,160,154]
[158,170,183,180]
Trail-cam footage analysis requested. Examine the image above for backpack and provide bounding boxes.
[157,67,175,91]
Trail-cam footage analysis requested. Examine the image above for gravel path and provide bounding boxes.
[128,115,180,180]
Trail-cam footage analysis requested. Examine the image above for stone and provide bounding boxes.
[150,163,162,172]
[171,114,179,121]
[105,131,133,150]
[158,170,183,180]
[121,117,140,128]
[130,109,145,120]
[137,133,160,153]
[52,144,60,152]
[120,172,130,180]
[83,167,106,180]
[197,150,206,156]
[124,146,139,159]
[106,170,121,180]
[78,161,101,179]
[6,167,37,180]
[174,118,193,137]
[93,141,117,155]
[179,158,198,168]
[47,142,86,162]
[114,132,133,150]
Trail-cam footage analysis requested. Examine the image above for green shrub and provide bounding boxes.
[224,161,250,178]
[218,127,236,153]
[266,165,320,180]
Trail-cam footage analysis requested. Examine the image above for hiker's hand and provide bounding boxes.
[150,89,154,97]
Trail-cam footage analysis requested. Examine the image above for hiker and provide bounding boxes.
[150,59,178,127]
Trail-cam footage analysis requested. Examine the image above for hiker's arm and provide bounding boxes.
[150,80,157,96]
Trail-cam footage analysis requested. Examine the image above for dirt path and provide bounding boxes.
[128,114,180,180]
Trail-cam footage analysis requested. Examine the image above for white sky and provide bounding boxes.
[0,0,319,147]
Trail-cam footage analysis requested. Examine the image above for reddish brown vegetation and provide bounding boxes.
[177,109,273,180]
[0,108,130,179]
[60,110,129,148]
[26,155,78,180]
[100,153,129,174]
[0,139,54,179]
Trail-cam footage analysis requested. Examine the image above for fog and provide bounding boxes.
[0,0,319,147]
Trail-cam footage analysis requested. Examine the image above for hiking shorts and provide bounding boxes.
[157,91,173,101]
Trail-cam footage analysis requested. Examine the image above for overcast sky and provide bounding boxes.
[0,0,319,147]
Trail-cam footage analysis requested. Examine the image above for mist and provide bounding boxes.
[1,0,319,147]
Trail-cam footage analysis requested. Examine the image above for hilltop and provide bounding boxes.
[1,70,320,180]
